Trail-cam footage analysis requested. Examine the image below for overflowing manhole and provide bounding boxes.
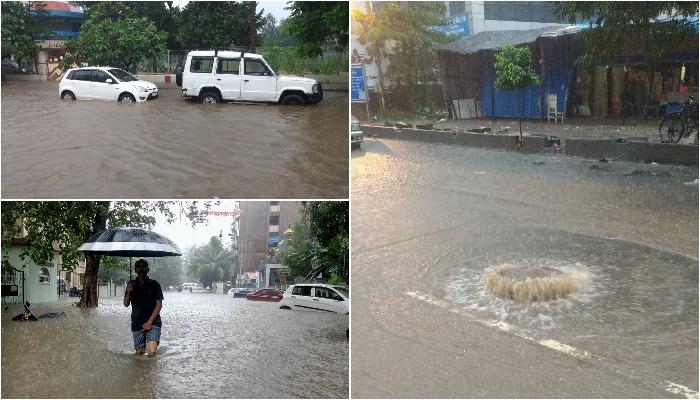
[484,263,591,303]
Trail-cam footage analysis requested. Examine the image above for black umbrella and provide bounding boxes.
[78,227,181,280]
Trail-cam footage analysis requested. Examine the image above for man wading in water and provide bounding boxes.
[124,259,164,356]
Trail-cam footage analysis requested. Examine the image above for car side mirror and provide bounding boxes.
[105,79,113,84]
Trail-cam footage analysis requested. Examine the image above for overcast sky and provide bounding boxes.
[149,201,238,253]
[171,1,292,22]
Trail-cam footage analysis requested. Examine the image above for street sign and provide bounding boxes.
[351,64,367,102]
[432,12,470,38]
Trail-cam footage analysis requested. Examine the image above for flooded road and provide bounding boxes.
[1,81,348,199]
[351,139,698,398]
[1,292,348,398]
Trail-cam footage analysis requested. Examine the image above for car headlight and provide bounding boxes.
[312,83,319,94]
[136,85,148,92]
[351,122,360,131]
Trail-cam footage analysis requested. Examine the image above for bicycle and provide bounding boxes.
[658,95,698,144]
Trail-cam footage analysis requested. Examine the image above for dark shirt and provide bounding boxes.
[130,278,164,332]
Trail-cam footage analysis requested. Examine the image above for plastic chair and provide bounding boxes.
[547,94,564,123]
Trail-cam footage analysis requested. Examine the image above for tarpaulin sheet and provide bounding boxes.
[481,62,574,118]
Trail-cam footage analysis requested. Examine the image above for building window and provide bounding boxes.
[483,1,565,23]
[38,267,50,285]
[448,1,465,16]
[269,215,280,225]
[2,269,15,285]
[269,225,280,233]
[270,201,280,206]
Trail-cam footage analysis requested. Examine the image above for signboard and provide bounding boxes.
[39,40,66,49]
[267,235,280,246]
[351,64,367,102]
[432,12,470,38]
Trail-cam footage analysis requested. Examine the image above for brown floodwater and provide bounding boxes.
[1,81,348,199]
[1,292,349,398]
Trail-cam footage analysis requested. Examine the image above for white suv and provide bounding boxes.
[177,50,323,105]
[59,67,158,102]
[279,283,349,314]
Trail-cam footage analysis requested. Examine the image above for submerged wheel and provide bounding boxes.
[659,115,684,143]
[281,94,305,105]
[199,92,220,104]
[118,93,136,103]
[61,91,75,100]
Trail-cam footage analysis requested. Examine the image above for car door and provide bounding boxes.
[71,70,94,99]
[90,70,119,101]
[214,57,241,100]
[187,56,215,93]
[240,58,277,101]
[289,285,314,310]
[311,286,344,313]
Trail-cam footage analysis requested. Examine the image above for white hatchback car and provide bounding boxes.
[59,67,158,102]
[279,283,349,314]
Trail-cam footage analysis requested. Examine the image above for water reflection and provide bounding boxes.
[1,292,348,398]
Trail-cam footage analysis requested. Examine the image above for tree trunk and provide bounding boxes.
[374,51,386,113]
[78,203,109,308]
[79,254,102,307]
[518,88,523,140]
[248,2,257,52]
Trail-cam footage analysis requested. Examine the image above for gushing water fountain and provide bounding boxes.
[484,263,590,303]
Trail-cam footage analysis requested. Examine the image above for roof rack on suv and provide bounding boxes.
[211,46,252,57]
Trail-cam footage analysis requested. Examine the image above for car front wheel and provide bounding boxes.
[61,91,76,100]
[281,94,306,105]
[118,93,136,102]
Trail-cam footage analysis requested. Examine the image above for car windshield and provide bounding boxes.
[107,68,138,82]
[333,286,349,298]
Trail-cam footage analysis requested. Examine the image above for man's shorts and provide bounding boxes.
[132,325,161,349]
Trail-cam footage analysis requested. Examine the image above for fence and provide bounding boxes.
[136,47,348,75]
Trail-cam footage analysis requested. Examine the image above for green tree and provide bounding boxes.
[557,1,699,106]
[258,14,295,48]
[352,2,449,113]
[278,215,320,281]
[178,1,262,50]
[1,1,51,65]
[76,1,181,49]
[1,201,208,308]
[285,1,348,57]
[278,202,348,284]
[66,2,167,71]
[147,256,183,288]
[493,44,541,140]
[185,236,234,289]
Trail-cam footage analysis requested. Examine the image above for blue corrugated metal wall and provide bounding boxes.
[481,62,574,119]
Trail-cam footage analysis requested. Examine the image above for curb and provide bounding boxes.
[361,125,698,166]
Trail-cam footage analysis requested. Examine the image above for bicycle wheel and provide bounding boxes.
[659,114,684,143]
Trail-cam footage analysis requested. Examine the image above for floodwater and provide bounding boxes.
[1,81,348,199]
[1,292,348,398]
[351,139,698,398]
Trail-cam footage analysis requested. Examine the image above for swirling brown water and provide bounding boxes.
[1,292,349,398]
[1,81,348,199]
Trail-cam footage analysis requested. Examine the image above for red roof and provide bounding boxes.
[33,1,82,14]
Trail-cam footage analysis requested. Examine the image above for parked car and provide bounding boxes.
[59,67,158,102]
[351,115,363,150]
[177,282,201,292]
[246,288,283,302]
[279,284,349,314]
[177,50,323,105]
[229,287,255,298]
